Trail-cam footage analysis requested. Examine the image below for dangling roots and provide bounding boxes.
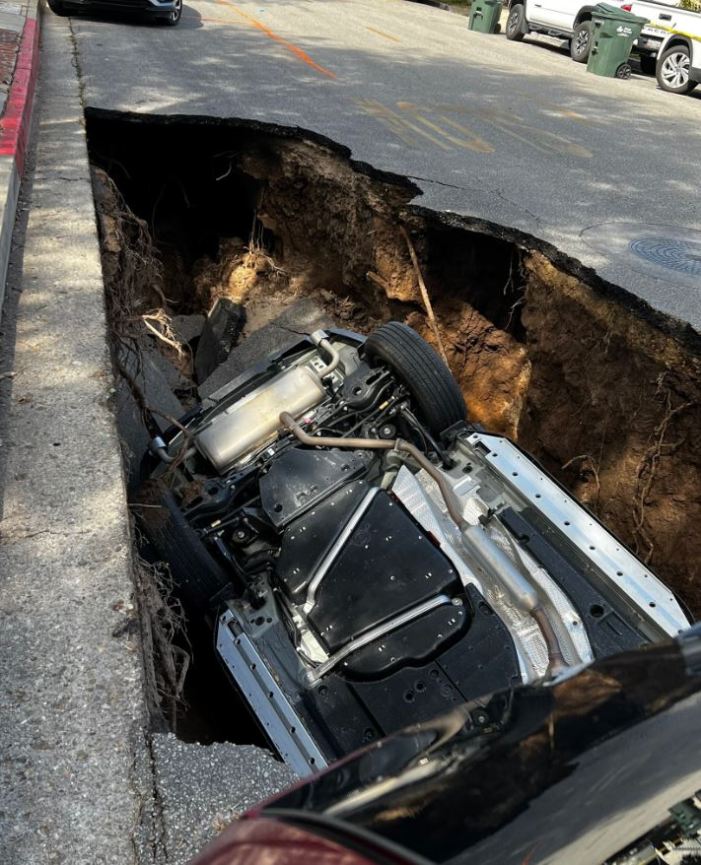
[133,553,190,731]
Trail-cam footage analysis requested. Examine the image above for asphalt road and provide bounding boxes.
[68,0,701,333]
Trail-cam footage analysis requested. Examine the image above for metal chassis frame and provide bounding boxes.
[216,609,328,777]
[466,432,690,637]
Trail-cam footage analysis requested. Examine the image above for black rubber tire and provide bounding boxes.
[505,4,526,41]
[157,0,182,25]
[47,0,68,15]
[656,44,698,94]
[364,321,466,436]
[570,20,592,63]
[639,54,657,76]
[138,481,230,614]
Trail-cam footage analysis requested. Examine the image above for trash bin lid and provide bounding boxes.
[592,1,647,21]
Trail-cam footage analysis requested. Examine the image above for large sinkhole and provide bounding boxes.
[86,110,701,741]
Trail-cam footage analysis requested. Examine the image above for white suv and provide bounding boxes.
[505,0,626,61]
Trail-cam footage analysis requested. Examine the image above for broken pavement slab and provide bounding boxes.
[194,297,245,384]
[150,735,297,865]
[171,312,206,346]
[118,342,187,433]
[199,297,333,399]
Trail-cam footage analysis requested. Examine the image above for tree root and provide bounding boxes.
[632,377,692,562]
[132,553,190,732]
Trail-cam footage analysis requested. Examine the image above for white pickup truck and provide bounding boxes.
[627,0,701,93]
[505,0,701,93]
[505,0,628,62]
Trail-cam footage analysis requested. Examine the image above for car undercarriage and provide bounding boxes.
[139,322,690,775]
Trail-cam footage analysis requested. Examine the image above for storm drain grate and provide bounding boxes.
[629,237,701,278]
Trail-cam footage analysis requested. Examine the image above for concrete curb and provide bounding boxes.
[0,7,151,864]
[0,0,40,322]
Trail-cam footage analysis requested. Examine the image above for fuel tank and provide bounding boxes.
[195,366,326,471]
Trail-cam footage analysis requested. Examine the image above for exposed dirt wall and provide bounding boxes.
[231,138,701,616]
[88,116,701,619]
[520,253,701,613]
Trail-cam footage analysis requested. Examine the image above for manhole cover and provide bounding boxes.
[580,222,701,288]
[629,237,701,277]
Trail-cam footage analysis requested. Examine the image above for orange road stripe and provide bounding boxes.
[366,26,401,43]
[215,0,337,79]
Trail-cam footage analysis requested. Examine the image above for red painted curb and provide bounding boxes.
[0,16,40,175]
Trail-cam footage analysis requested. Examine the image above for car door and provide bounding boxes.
[529,0,581,31]
[644,0,683,39]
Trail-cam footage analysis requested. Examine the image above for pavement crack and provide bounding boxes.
[492,188,543,227]
[407,174,474,192]
[0,527,92,544]
[67,16,87,109]
[128,723,168,865]
[408,176,543,228]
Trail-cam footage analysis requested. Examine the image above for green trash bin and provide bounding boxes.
[469,0,502,34]
[586,3,649,78]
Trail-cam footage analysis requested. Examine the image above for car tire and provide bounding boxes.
[657,44,698,94]
[138,481,231,614]
[639,54,657,75]
[570,20,592,62]
[158,0,182,25]
[364,321,467,436]
[47,0,68,15]
[505,4,526,41]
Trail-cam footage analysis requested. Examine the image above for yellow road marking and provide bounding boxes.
[482,108,592,158]
[355,99,431,147]
[397,105,494,153]
[394,100,591,158]
[215,0,337,79]
[366,26,402,43]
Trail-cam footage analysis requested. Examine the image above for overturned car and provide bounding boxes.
[139,322,690,775]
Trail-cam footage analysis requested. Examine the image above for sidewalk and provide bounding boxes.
[0,6,295,864]
[0,0,39,320]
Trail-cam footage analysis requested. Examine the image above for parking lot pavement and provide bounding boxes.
[67,0,701,337]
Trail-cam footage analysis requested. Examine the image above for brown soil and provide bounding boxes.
[191,138,700,617]
[92,130,701,620]
[519,253,701,613]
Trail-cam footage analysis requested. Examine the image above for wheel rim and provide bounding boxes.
[574,28,589,54]
[661,51,690,88]
[507,8,520,34]
[170,0,181,21]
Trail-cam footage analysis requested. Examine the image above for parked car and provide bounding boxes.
[187,626,701,865]
[504,0,701,90]
[627,0,701,92]
[47,0,182,26]
[139,322,690,776]
[504,0,628,61]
